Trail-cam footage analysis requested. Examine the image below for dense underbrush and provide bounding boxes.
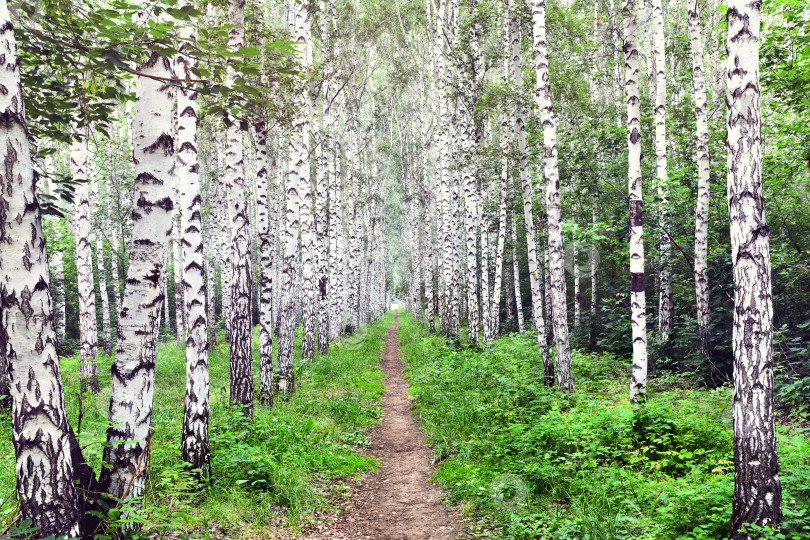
[0,313,391,538]
[398,313,810,539]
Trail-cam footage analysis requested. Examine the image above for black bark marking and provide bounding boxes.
[631,272,645,293]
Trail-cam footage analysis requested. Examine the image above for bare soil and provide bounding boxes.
[308,314,465,540]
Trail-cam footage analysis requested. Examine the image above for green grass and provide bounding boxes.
[397,313,810,540]
[0,312,393,537]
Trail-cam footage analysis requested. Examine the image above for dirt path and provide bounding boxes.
[309,313,464,540]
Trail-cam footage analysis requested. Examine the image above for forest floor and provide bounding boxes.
[307,313,466,540]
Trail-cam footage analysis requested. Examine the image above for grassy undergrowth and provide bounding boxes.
[0,312,392,538]
[398,313,810,540]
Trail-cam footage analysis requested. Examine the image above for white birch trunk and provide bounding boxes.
[70,138,99,387]
[573,214,581,331]
[225,0,254,413]
[530,0,573,389]
[511,213,525,332]
[491,154,508,340]
[172,137,185,343]
[479,183,491,342]
[328,111,343,340]
[0,5,81,532]
[650,0,672,342]
[92,169,113,354]
[44,156,67,343]
[278,0,310,393]
[256,121,274,405]
[346,119,362,334]
[688,1,712,360]
[100,45,175,510]
[622,0,648,401]
[726,2,782,534]
[300,15,316,361]
[512,5,549,369]
[589,191,598,347]
[177,17,210,475]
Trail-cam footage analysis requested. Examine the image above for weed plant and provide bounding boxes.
[398,313,810,539]
[0,313,392,538]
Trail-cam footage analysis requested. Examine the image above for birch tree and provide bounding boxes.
[688,0,712,360]
[177,9,210,476]
[300,18,316,362]
[70,137,99,390]
[100,33,176,509]
[622,0,648,402]
[650,0,673,342]
[278,0,311,393]
[92,169,113,354]
[0,2,81,533]
[726,1,782,534]
[256,122,274,405]
[225,0,254,413]
[530,0,573,390]
[511,213,525,332]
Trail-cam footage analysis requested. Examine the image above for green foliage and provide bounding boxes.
[398,314,810,539]
[0,315,393,537]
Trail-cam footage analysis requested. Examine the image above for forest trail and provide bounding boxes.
[308,313,464,540]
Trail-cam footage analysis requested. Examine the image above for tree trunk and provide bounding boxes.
[100,44,175,512]
[279,0,310,393]
[110,225,122,310]
[531,0,573,390]
[301,22,316,361]
[479,181,491,342]
[206,171,218,347]
[511,5,549,366]
[176,22,210,476]
[573,211,581,331]
[622,0,648,402]
[435,0,458,339]
[44,156,67,343]
[256,119,274,405]
[92,170,113,354]
[491,153,507,340]
[70,138,99,390]
[726,2,782,535]
[589,191,598,347]
[172,140,185,343]
[650,0,672,343]
[0,6,81,532]
[511,213,525,332]
[688,1,712,361]
[328,108,343,341]
[346,119,362,335]
[225,0,254,414]
[315,113,329,355]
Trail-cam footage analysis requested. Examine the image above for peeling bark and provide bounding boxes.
[726,2,782,535]
[225,0,254,414]
[100,46,176,515]
[0,4,81,533]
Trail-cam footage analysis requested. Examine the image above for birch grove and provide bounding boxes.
[3,0,807,535]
